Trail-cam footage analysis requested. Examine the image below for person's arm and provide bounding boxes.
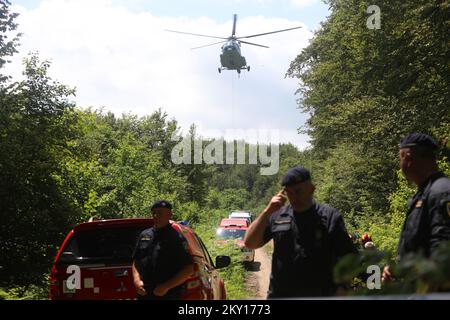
[131,233,147,296]
[153,231,195,297]
[329,211,360,292]
[244,189,286,249]
[382,265,393,282]
[132,260,147,296]
[330,211,358,258]
[153,263,195,297]
[428,192,450,254]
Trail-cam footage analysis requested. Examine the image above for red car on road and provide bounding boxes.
[216,218,255,263]
[49,218,230,300]
[219,218,249,228]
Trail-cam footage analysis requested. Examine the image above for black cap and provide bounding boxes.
[281,166,311,187]
[151,200,172,211]
[399,133,438,150]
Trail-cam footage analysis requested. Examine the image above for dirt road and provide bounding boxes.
[245,242,272,299]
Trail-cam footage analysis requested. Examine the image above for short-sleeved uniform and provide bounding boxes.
[263,202,357,298]
[132,223,193,299]
[398,172,450,259]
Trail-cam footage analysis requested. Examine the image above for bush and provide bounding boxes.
[0,285,48,300]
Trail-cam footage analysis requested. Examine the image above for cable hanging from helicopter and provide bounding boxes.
[165,14,302,74]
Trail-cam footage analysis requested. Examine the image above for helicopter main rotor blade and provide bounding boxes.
[165,29,227,40]
[236,26,302,39]
[239,40,269,48]
[232,14,237,37]
[191,40,228,50]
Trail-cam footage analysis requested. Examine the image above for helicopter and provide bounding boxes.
[166,14,302,74]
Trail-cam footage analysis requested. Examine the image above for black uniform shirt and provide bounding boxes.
[263,202,357,298]
[132,223,193,297]
[398,172,450,259]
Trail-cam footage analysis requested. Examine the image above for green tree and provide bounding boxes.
[0,54,77,287]
[0,0,21,82]
[286,0,449,235]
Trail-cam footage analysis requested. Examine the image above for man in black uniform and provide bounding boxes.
[244,167,357,298]
[383,133,450,281]
[132,200,194,300]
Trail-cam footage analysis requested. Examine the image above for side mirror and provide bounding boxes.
[215,255,231,269]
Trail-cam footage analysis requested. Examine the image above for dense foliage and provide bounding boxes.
[287,0,449,257]
[1,0,449,298]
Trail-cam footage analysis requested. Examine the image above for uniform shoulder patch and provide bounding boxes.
[274,219,291,225]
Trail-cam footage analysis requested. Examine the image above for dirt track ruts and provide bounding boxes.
[245,241,272,299]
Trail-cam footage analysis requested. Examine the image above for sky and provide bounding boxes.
[6,0,331,149]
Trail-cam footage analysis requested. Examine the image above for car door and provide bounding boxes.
[194,234,222,300]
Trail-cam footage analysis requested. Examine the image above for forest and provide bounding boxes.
[0,0,449,298]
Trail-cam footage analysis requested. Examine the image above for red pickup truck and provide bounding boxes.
[49,218,230,300]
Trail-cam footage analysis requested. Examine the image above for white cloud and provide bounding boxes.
[6,0,313,149]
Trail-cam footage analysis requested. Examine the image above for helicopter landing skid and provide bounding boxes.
[218,66,250,74]
[237,66,250,73]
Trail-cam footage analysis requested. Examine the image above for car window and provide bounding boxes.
[59,227,146,263]
[216,228,246,240]
[193,234,214,266]
[178,226,205,258]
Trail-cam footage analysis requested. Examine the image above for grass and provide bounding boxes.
[194,221,252,300]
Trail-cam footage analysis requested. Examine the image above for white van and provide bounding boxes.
[228,211,252,224]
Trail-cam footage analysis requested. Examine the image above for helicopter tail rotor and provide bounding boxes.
[232,14,237,37]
